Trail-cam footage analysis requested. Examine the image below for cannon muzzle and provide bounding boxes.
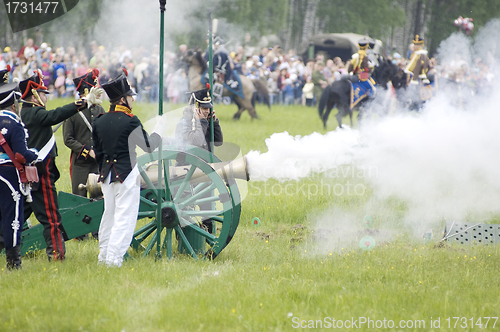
[78,173,102,199]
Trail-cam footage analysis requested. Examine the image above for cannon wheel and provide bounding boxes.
[131,146,241,260]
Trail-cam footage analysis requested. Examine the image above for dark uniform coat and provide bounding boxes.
[63,104,105,196]
[0,110,38,251]
[21,101,80,260]
[92,105,161,183]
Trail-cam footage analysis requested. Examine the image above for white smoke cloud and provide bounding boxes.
[94,0,200,50]
[92,0,249,52]
[247,19,500,243]
[246,128,360,181]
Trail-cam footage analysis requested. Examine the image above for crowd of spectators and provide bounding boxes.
[0,38,496,107]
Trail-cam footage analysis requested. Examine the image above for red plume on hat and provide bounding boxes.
[122,67,128,76]
[19,70,47,99]
[206,83,210,89]
[91,68,100,80]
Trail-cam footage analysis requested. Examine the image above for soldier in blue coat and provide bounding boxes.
[0,83,39,269]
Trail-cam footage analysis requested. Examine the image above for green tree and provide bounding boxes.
[427,0,500,53]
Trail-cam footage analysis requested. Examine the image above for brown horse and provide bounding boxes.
[182,49,267,120]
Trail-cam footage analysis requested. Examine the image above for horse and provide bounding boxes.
[182,49,270,120]
[318,59,405,128]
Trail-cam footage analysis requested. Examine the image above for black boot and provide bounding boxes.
[6,246,22,270]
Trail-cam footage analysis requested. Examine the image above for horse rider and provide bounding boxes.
[405,35,430,85]
[0,82,39,269]
[347,39,377,104]
[404,35,435,106]
[204,36,234,83]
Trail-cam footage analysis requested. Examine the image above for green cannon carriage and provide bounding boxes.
[21,144,249,260]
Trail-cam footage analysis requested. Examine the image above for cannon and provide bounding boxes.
[19,3,240,260]
[20,145,249,260]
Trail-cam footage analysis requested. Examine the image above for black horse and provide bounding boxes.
[318,59,406,128]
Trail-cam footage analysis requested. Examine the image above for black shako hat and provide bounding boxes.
[0,65,11,86]
[189,83,213,108]
[74,68,100,96]
[19,70,49,99]
[102,72,137,103]
[0,82,22,109]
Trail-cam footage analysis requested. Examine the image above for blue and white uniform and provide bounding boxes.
[0,109,38,251]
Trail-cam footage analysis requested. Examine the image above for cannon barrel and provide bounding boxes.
[80,155,250,198]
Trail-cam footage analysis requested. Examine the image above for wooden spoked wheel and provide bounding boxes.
[132,146,241,260]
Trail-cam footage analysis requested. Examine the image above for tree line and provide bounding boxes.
[1,0,499,57]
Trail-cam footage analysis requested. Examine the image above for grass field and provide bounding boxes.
[1,98,499,332]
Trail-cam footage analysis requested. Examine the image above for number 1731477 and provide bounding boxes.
[445,317,497,329]
[5,2,59,14]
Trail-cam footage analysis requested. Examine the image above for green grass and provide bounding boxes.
[1,99,500,331]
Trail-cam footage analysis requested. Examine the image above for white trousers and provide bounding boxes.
[98,166,141,267]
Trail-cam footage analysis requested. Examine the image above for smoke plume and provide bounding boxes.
[246,20,500,246]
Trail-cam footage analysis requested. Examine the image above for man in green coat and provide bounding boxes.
[19,71,95,261]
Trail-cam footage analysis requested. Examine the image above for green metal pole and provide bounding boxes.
[156,0,167,259]
[208,11,214,156]
[159,1,166,116]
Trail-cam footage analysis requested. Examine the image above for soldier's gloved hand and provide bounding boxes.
[86,87,104,105]
[152,114,168,137]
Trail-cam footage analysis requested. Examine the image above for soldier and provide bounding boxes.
[348,39,376,98]
[19,71,95,261]
[0,82,39,269]
[93,73,165,267]
[175,84,223,152]
[63,69,104,240]
[405,35,430,84]
[1,65,11,85]
[175,84,223,234]
[0,65,11,250]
